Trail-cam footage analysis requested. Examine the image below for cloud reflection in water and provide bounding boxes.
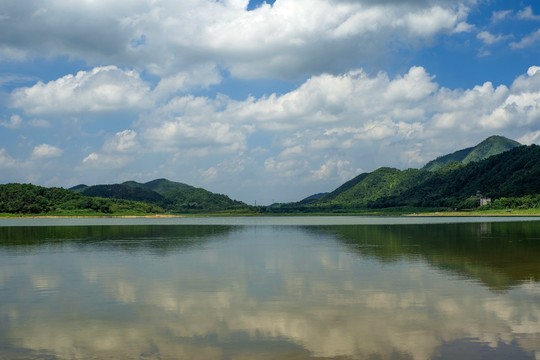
[0,223,539,359]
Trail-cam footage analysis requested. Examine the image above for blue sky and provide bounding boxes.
[1,0,539,205]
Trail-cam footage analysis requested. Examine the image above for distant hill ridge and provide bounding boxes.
[422,135,521,172]
[285,135,536,211]
[2,134,538,215]
[70,178,249,212]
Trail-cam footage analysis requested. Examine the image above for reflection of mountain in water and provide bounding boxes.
[0,225,235,254]
[1,223,540,360]
[311,221,540,290]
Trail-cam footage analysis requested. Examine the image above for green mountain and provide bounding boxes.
[282,136,537,212]
[74,178,251,212]
[319,167,431,208]
[422,135,521,172]
[0,183,163,215]
[79,183,167,205]
[375,144,540,209]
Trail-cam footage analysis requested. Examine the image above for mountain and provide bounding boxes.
[79,183,167,205]
[377,144,540,209]
[285,136,538,212]
[73,178,251,212]
[296,192,329,205]
[69,184,89,192]
[422,135,521,172]
[318,167,431,208]
[0,183,163,215]
[2,135,536,215]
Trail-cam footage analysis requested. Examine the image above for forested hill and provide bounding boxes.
[293,144,540,211]
[0,178,252,215]
[71,178,251,212]
[375,144,540,208]
[0,183,162,215]
[422,135,521,172]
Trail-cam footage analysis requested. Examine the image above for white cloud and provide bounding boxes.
[1,114,22,129]
[517,6,540,21]
[31,144,63,159]
[131,64,540,202]
[527,66,540,77]
[491,9,512,22]
[311,159,358,181]
[103,130,139,153]
[0,0,476,80]
[477,31,510,45]
[199,166,218,182]
[384,66,437,102]
[518,131,540,145]
[153,66,222,101]
[82,153,99,164]
[510,29,540,49]
[81,151,132,169]
[145,119,247,155]
[0,148,18,168]
[79,129,141,174]
[477,71,540,129]
[11,66,152,115]
[4,63,540,203]
[0,73,35,87]
[402,6,469,37]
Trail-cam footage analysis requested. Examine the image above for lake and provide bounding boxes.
[1,216,540,359]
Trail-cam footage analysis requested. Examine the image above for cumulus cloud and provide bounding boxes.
[130,65,540,202]
[528,66,540,77]
[10,66,152,115]
[80,130,141,173]
[153,66,222,101]
[31,144,63,159]
[103,130,139,153]
[402,5,470,36]
[0,0,476,80]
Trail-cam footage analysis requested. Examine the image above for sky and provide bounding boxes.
[0,0,539,205]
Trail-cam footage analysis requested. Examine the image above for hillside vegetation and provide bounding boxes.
[422,135,521,171]
[270,136,540,212]
[0,178,252,216]
[0,183,163,215]
[72,178,252,213]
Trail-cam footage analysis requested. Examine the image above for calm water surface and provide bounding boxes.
[1,217,540,359]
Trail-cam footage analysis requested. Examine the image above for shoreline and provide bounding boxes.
[2,210,540,219]
[0,214,186,219]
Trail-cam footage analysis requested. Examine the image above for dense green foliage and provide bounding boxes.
[422,135,520,171]
[320,168,431,207]
[80,184,167,205]
[272,142,540,212]
[380,144,540,208]
[71,178,252,213]
[462,135,521,164]
[0,183,163,215]
[482,194,540,210]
